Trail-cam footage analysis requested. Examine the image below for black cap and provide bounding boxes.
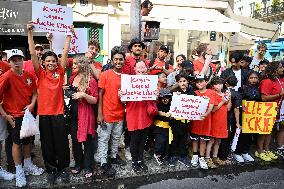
[180,60,193,69]
[159,88,172,98]
[159,45,169,54]
[128,38,146,51]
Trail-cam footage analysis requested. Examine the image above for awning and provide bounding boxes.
[144,6,241,32]
[225,8,279,40]
[229,33,255,51]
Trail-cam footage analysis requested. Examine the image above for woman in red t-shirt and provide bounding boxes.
[259,62,284,161]
[192,43,217,77]
[120,60,158,173]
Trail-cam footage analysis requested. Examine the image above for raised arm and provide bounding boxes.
[60,29,72,68]
[27,22,40,71]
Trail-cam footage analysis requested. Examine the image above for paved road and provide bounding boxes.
[138,168,284,189]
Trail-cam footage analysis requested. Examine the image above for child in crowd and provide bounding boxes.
[207,77,230,168]
[69,55,98,178]
[122,60,158,173]
[218,75,241,165]
[190,74,216,169]
[97,46,126,176]
[27,22,71,184]
[157,72,167,91]
[153,88,172,165]
[233,70,260,162]
[0,49,43,187]
[0,59,14,181]
[167,73,196,167]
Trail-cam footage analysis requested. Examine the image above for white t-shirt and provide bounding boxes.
[250,56,263,71]
[233,69,242,91]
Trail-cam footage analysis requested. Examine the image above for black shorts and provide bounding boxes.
[190,133,211,141]
[7,117,32,145]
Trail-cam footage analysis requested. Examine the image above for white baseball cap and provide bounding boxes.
[6,49,24,61]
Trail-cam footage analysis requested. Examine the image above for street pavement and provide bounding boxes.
[0,134,283,189]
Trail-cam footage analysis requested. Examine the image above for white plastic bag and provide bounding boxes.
[20,109,39,139]
[231,128,241,152]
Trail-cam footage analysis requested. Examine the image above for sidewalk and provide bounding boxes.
[0,134,283,189]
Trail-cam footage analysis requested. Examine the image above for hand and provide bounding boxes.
[200,114,206,120]
[68,25,75,36]
[27,21,34,32]
[85,51,93,61]
[165,112,171,117]
[46,33,53,42]
[176,91,181,95]
[63,85,69,90]
[236,123,242,129]
[97,113,104,125]
[5,115,15,128]
[118,89,124,99]
[24,104,34,112]
[72,92,85,100]
[242,106,246,112]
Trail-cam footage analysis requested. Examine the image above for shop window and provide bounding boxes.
[80,0,88,6]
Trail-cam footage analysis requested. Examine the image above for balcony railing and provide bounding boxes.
[253,2,284,19]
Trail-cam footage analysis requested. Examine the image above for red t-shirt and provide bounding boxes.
[98,69,125,122]
[122,56,149,75]
[36,65,65,115]
[149,58,173,75]
[191,89,217,136]
[211,93,228,138]
[23,60,37,80]
[126,100,158,131]
[0,61,10,76]
[193,60,217,74]
[260,78,284,105]
[0,70,36,117]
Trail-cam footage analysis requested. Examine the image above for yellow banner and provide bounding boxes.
[242,100,277,134]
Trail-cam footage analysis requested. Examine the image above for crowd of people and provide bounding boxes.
[0,23,283,188]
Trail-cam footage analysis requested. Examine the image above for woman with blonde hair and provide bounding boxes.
[68,55,98,178]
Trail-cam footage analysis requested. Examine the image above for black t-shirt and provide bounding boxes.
[242,84,262,102]
[177,85,196,96]
[228,88,242,131]
[156,101,171,122]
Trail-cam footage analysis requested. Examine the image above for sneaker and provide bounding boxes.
[47,172,57,185]
[154,154,164,166]
[16,169,26,188]
[233,154,245,163]
[191,155,199,167]
[0,167,15,180]
[275,148,284,158]
[212,157,226,166]
[242,153,254,162]
[101,163,116,177]
[255,151,272,162]
[125,148,132,161]
[167,156,178,167]
[109,155,127,166]
[178,156,192,168]
[132,162,142,173]
[57,171,70,184]
[199,157,208,169]
[138,161,148,172]
[265,151,278,160]
[23,163,44,176]
[205,158,217,168]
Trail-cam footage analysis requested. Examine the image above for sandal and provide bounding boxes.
[71,166,81,175]
[84,168,93,178]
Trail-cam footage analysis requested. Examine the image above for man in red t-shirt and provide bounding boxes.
[122,38,147,75]
[149,45,173,75]
[0,49,43,187]
[23,44,44,80]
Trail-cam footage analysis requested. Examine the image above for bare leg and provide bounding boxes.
[257,135,265,153]
[205,138,215,158]
[12,143,22,166]
[22,143,32,159]
[192,140,198,153]
[213,139,221,158]
[264,134,271,151]
[199,140,206,157]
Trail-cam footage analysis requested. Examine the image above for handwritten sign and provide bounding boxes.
[169,93,209,120]
[32,1,73,34]
[52,28,88,54]
[242,100,277,134]
[121,74,158,101]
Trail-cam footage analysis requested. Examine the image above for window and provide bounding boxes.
[80,0,88,6]
[238,6,243,15]
[250,2,255,17]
